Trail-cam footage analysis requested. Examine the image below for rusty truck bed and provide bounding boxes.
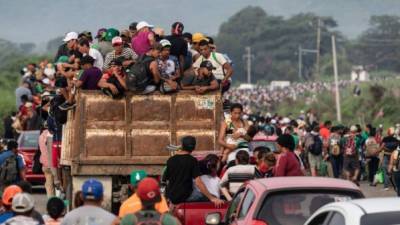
[61,90,222,176]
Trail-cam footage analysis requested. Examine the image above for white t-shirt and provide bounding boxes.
[220,164,255,187]
[88,48,104,70]
[193,52,227,80]
[200,175,221,198]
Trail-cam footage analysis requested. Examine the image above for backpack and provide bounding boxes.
[345,136,356,156]
[0,154,19,185]
[330,139,341,156]
[134,211,163,225]
[49,95,67,125]
[309,135,323,155]
[125,56,152,92]
[365,138,380,157]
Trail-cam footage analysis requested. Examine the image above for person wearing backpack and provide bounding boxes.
[192,40,233,94]
[119,177,181,225]
[388,146,400,196]
[343,126,360,185]
[380,127,400,190]
[304,125,323,177]
[0,140,26,191]
[329,126,343,178]
[365,128,381,186]
[125,43,162,95]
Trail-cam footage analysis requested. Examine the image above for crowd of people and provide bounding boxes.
[227,80,353,114]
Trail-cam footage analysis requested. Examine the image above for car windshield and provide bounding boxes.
[249,141,277,152]
[257,191,357,225]
[18,131,40,149]
[361,211,400,225]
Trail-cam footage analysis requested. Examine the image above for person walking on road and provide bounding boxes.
[274,134,303,177]
[381,127,399,191]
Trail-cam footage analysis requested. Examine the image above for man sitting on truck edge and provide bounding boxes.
[181,60,219,94]
[163,136,224,207]
[119,170,169,218]
[119,178,181,225]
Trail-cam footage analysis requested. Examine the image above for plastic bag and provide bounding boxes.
[374,169,384,184]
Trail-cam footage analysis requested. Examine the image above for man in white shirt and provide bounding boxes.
[192,39,234,93]
[78,39,104,69]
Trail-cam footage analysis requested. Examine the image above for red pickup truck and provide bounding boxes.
[205,177,364,225]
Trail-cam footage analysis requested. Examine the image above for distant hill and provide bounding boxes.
[1,0,400,44]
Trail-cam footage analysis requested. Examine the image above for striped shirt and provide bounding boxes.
[103,48,138,70]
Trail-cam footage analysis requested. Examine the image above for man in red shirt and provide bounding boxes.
[274,134,303,177]
[320,120,332,140]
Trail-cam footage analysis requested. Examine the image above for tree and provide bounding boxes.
[348,15,400,71]
[216,7,342,82]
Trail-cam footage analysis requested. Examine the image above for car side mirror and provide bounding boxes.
[205,212,222,225]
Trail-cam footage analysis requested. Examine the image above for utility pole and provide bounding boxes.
[243,47,254,84]
[298,46,318,80]
[332,35,342,122]
[298,45,302,79]
[316,18,321,80]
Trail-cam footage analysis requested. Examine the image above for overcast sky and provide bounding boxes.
[1,0,400,44]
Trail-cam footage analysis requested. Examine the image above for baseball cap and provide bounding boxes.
[96,28,107,38]
[129,22,138,31]
[172,22,184,35]
[120,30,131,38]
[136,178,161,205]
[79,31,93,40]
[12,193,34,213]
[350,125,358,132]
[136,21,154,31]
[2,185,22,206]
[56,55,69,64]
[63,32,78,42]
[112,36,123,46]
[130,170,147,187]
[181,136,196,151]
[82,179,104,200]
[200,60,216,70]
[105,28,120,42]
[192,32,207,43]
[110,57,124,67]
[160,39,172,48]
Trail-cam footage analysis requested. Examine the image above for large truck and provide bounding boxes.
[60,90,222,213]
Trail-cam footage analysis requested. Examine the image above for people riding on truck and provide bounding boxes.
[162,136,224,207]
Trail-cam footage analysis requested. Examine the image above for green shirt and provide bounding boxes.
[292,134,299,149]
[120,211,181,225]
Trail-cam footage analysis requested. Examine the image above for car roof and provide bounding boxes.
[349,197,400,214]
[251,177,361,192]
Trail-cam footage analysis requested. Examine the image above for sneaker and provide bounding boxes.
[59,102,76,111]
[384,187,390,191]
[141,85,156,95]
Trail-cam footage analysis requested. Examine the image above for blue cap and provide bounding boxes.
[82,179,103,200]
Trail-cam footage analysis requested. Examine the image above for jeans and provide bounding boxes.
[393,171,400,196]
[186,188,207,202]
[383,155,391,188]
[368,157,380,183]
[330,155,343,178]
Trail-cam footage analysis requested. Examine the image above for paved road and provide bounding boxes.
[31,180,397,216]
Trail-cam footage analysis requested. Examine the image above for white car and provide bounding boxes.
[304,197,400,225]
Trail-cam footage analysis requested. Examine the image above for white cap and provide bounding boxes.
[281,117,291,124]
[160,39,171,47]
[136,21,154,30]
[44,67,55,77]
[111,36,123,45]
[63,32,78,42]
[12,193,34,213]
[42,78,50,85]
[350,125,358,132]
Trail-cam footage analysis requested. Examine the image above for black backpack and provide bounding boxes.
[49,95,67,125]
[125,56,152,92]
[0,154,19,186]
[134,211,163,225]
[309,135,323,155]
